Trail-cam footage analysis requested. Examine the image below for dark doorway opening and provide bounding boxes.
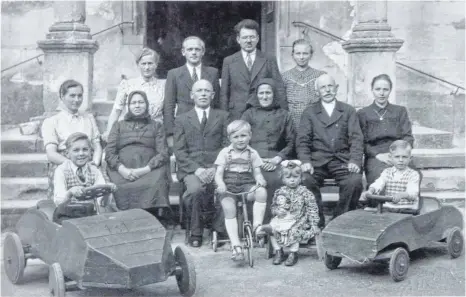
[146,1,262,78]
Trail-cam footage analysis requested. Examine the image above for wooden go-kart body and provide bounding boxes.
[4,198,196,297]
[322,196,464,281]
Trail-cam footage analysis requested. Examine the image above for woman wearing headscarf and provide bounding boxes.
[105,90,170,213]
[241,78,296,222]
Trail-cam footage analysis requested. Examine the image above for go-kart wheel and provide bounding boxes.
[211,231,218,252]
[324,253,342,270]
[389,247,409,282]
[174,245,196,297]
[244,225,254,267]
[447,227,464,258]
[3,232,26,284]
[49,263,65,297]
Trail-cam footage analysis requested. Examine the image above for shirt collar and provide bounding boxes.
[194,106,210,118]
[371,101,391,112]
[321,99,336,108]
[136,76,157,85]
[227,143,252,153]
[186,63,202,73]
[58,107,82,120]
[68,160,89,175]
[241,49,257,60]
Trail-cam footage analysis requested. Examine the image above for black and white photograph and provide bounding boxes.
[0,1,465,296]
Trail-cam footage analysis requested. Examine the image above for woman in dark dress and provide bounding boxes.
[105,90,170,213]
[241,78,295,222]
[357,74,415,186]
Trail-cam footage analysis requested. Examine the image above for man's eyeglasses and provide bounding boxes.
[240,35,258,41]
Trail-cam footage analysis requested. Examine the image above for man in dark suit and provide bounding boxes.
[297,74,364,228]
[164,36,221,148]
[220,19,287,120]
[174,79,229,247]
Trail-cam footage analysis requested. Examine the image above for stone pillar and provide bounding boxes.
[37,1,98,114]
[342,0,403,108]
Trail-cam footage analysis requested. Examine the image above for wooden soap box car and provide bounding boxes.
[3,185,196,297]
[321,194,464,281]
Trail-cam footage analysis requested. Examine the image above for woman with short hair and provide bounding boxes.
[357,74,415,186]
[103,47,166,141]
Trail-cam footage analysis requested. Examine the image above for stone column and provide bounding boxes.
[342,0,403,108]
[37,1,98,114]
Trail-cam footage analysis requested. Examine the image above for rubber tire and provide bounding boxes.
[3,232,26,284]
[389,247,409,282]
[174,245,196,297]
[211,231,218,252]
[49,263,65,297]
[447,227,464,259]
[324,253,342,270]
[244,225,254,267]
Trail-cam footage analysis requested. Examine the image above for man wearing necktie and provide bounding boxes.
[164,36,221,149]
[220,19,287,120]
[174,79,230,247]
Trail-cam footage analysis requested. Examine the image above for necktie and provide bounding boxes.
[192,67,198,82]
[77,167,86,183]
[200,110,207,131]
[246,53,253,71]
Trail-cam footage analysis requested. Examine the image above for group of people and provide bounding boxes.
[40,19,419,267]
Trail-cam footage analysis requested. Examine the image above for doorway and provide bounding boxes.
[146,1,263,78]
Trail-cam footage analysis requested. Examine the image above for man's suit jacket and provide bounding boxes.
[296,100,364,169]
[164,65,220,136]
[174,108,229,181]
[219,50,287,120]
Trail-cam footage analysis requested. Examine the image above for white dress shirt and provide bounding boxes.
[241,49,256,66]
[186,63,202,79]
[321,100,336,117]
[194,106,210,123]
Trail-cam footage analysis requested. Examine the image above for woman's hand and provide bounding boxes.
[256,176,267,187]
[132,166,151,178]
[376,153,392,165]
[118,165,136,181]
[216,182,227,194]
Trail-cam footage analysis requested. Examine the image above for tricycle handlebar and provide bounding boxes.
[366,194,394,203]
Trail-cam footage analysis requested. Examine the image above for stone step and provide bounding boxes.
[412,125,453,149]
[1,154,48,178]
[411,148,465,169]
[2,191,464,231]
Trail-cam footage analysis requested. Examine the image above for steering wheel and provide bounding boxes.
[76,184,114,201]
[366,194,394,203]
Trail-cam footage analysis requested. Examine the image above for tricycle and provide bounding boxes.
[3,185,196,297]
[321,194,464,281]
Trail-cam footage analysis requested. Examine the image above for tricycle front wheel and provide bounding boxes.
[3,232,26,284]
[174,245,196,297]
[49,263,65,297]
[324,253,342,270]
[447,227,464,259]
[389,247,409,282]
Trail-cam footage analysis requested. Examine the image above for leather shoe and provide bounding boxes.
[190,238,202,248]
[284,252,298,266]
[273,248,284,265]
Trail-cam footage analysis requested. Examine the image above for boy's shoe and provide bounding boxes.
[259,224,273,235]
[231,246,244,261]
[273,248,284,265]
[284,252,298,266]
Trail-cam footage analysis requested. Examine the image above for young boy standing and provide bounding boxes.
[360,140,420,212]
[214,120,268,261]
[53,132,116,223]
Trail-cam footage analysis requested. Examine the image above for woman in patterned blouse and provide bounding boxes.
[103,48,166,141]
[281,39,326,129]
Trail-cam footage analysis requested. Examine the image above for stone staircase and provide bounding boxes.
[2,89,465,229]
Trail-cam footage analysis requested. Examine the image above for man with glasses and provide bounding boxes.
[220,19,287,120]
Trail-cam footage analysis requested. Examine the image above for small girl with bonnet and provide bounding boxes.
[259,160,320,266]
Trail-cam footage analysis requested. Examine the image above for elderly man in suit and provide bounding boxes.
[220,19,287,120]
[297,74,364,228]
[174,79,229,247]
[164,36,221,148]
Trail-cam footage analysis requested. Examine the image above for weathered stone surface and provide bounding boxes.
[18,121,41,135]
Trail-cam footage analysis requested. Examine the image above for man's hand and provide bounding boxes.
[269,156,282,166]
[301,163,314,174]
[204,167,216,184]
[108,183,117,192]
[347,162,360,173]
[376,153,392,165]
[216,182,227,194]
[167,136,174,148]
[101,131,109,143]
[69,186,85,198]
[194,168,210,184]
[261,161,276,172]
